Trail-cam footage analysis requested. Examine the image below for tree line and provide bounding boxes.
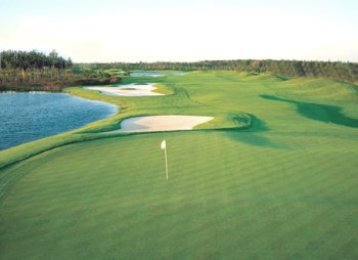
[0,49,72,70]
[0,50,121,91]
[90,60,357,84]
[1,49,357,90]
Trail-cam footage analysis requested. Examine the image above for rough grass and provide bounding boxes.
[0,71,358,259]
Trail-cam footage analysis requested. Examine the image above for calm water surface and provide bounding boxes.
[0,92,117,150]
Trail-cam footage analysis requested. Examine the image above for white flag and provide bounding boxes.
[161,140,169,180]
[160,140,166,150]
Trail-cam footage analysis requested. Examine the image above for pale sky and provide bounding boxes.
[1,0,357,62]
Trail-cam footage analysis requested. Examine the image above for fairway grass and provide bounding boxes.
[1,71,358,259]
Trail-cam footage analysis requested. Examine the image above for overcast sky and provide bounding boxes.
[1,0,357,62]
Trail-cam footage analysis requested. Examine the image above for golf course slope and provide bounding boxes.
[0,71,357,259]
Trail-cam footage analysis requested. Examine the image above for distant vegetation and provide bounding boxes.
[98,60,357,84]
[0,49,73,70]
[1,50,357,91]
[0,50,121,91]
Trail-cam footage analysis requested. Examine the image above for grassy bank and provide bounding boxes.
[1,71,358,259]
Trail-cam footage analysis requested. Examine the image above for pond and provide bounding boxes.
[0,92,117,150]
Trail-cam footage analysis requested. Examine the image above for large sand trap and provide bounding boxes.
[108,115,213,133]
[85,84,163,96]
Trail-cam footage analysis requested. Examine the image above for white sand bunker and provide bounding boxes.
[109,115,213,133]
[85,84,163,96]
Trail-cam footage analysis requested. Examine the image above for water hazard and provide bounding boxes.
[0,92,117,150]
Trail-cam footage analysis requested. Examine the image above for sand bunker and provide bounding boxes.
[108,115,213,133]
[85,84,163,97]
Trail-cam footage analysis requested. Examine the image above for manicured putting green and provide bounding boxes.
[0,71,357,259]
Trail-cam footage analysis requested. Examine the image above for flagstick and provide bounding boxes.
[163,146,169,180]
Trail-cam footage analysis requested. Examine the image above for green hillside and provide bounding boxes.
[1,71,357,259]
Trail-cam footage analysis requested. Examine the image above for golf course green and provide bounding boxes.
[1,71,357,259]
